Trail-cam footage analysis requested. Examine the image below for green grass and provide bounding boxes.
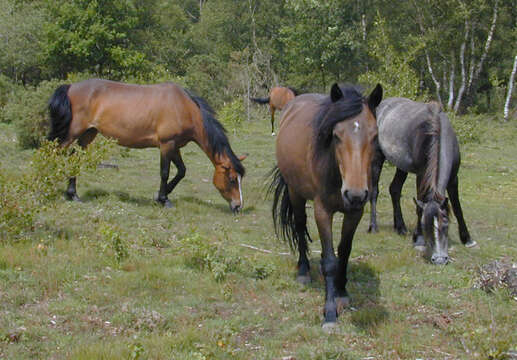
[1,111,516,359]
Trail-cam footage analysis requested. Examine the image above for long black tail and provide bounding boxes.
[47,84,72,144]
[268,166,311,252]
[250,96,270,105]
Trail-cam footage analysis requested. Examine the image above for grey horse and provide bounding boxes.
[368,97,476,265]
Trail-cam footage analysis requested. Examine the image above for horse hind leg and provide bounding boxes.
[290,194,311,284]
[270,106,276,135]
[447,176,476,247]
[66,128,98,202]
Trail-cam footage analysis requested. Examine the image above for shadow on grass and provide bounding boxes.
[81,189,155,207]
[302,257,388,331]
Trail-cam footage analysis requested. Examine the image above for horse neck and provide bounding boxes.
[192,123,220,167]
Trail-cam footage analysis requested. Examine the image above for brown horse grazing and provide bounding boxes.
[251,86,298,135]
[47,79,246,212]
[269,83,383,327]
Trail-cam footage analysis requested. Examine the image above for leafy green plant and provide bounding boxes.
[181,231,242,282]
[98,223,129,264]
[2,79,63,148]
[0,138,117,242]
[218,99,245,130]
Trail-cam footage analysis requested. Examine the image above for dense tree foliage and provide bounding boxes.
[0,0,515,114]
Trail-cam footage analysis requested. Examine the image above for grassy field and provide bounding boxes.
[1,108,516,359]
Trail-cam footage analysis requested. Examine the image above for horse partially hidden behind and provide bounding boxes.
[48,79,246,212]
[251,86,298,135]
[269,83,383,327]
[368,97,476,265]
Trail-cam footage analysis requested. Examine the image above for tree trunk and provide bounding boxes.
[454,20,469,113]
[425,50,443,107]
[504,55,517,121]
[448,50,455,110]
[459,0,499,114]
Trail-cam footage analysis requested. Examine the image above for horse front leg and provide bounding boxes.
[368,146,385,233]
[336,208,364,312]
[390,168,408,235]
[314,200,337,327]
[413,175,425,250]
[447,175,476,247]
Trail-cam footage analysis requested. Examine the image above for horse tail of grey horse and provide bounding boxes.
[419,101,443,199]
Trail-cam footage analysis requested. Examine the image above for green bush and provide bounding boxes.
[0,138,118,242]
[218,99,245,130]
[3,79,64,148]
[449,113,482,145]
[181,231,242,282]
[0,75,21,115]
[0,172,38,241]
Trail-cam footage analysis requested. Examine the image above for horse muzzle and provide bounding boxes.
[431,253,449,265]
[342,189,369,211]
[230,201,242,214]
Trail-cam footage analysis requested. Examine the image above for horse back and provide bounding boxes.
[68,79,199,148]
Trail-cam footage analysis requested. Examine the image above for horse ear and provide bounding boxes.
[238,154,247,161]
[330,83,343,102]
[413,197,424,210]
[367,83,383,109]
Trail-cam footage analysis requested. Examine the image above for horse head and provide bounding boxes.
[213,154,247,213]
[414,197,450,265]
[328,83,382,211]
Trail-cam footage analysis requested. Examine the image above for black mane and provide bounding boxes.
[185,91,245,176]
[311,85,365,190]
[313,85,365,155]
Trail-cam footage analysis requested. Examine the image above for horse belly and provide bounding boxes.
[95,115,159,148]
[378,118,416,173]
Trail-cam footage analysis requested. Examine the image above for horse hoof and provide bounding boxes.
[322,321,338,332]
[396,227,408,235]
[66,193,82,202]
[163,199,174,208]
[414,245,426,252]
[367,225,378,233]
[336,296,350,313]
[296,274,311,285]
[271,132,276,136]
[465,240,478,248]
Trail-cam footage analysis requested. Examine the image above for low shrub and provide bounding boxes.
[218,99,245,130]
[3,79,64,148]
[0,138,118,242]
[181,231,242,282]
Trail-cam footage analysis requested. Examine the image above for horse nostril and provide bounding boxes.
[431,255,449,265]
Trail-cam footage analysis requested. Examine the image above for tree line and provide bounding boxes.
[0,0,515,115]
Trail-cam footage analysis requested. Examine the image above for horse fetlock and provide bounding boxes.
[413,234,426,252]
